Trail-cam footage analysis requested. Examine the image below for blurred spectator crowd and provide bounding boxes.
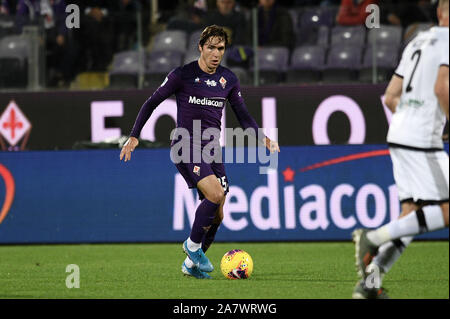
[0,0,150,88]
[0,0,440,90]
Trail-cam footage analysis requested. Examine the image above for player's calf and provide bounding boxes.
[202,222,221,252]
[201,197,225,253]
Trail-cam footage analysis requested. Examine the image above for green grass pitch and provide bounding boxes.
[0,241,448,299]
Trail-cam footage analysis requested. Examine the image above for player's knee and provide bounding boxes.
[209,189,225,204]
[400,201,418,217]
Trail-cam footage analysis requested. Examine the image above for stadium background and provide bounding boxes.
[0,0,448,301]
[1,0,448,243]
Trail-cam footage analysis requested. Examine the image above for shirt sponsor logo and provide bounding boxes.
[188,96,224,108]
[205,79,217,87]
[405,99,424,107]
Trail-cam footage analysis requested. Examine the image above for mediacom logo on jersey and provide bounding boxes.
[188,96,224,108]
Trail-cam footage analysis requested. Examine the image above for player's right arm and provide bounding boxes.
[384,74,403,114]
[384,46,408,114]
[120,69,182,162]
[435,65,449,120]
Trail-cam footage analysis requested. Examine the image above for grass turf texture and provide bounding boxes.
[0,242,448,299]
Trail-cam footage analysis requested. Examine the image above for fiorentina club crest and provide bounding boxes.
[0,100,32,151]
[219,76,227,89]
[193,165,201,176]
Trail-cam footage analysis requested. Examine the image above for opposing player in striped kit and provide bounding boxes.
[352,0,449,299]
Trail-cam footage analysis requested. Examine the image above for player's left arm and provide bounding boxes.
[228,82,280,154]
[384,74,403,114]
[435,65,449,120]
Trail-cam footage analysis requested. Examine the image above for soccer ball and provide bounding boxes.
[220,249,253,279]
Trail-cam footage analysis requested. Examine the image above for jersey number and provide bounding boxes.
[217,176,228,193]
[406,49,421,93]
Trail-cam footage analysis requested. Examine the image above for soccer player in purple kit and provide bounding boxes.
[120,25,280,279]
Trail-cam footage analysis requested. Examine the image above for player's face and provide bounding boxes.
[199,37,226,73]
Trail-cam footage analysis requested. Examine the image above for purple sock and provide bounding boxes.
[202,223,221,252]
[190,198,220,244]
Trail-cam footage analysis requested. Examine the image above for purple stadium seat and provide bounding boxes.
[183,48,200,65]
[287,45,326,83]
[0,35,29,59]
[359,46,399,83]
[152,30,187,54]
[145,50,184,88]
[327,45,362,68]
[331,26,366,47]
[110,51,143,74]
[323,45,362,82]
[296,25,329,47]
[256,47,289,71]
[368,25,402,49]
[363,46,399,69]
[317,25,330,46]
[299,6,336,29]
[0,35,31,88]
[188,29,202,51]
[291,45,326,69]
[296,5,337,48]
[229,67,250,85]
[147,50,183,73]
[251,47,289,85]
[109,50,145,88]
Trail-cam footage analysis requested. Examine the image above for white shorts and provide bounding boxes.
[389,147,449,204]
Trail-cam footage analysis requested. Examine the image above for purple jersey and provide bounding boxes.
[130,61,262,146]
